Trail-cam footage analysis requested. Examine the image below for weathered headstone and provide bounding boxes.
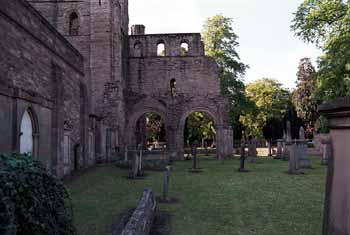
[288,143,300,174]
[191,141,199,170]
[299,126,305,140]
[267,140,273,157]
[297,129,312,169]
[131,152,139,178]
[162,166,171,201]
[276,139,283,159]
[238,141,248,172]
[321,138,332,165]
[249,138,257,163]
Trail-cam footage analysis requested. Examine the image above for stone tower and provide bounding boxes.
[28,0,129,161]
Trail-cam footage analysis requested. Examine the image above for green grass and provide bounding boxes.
[66,156,326,235]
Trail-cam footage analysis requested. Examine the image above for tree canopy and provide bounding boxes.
[292,0,350,101]
[202,15,249,139]
[240,78,290,138]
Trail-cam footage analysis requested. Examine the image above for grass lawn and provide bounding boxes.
[66,155,326,235]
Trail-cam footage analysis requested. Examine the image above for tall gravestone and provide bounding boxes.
[319,97,350,235]
[322,138,332,166]
[249,138,257,164]
[238,141,248,172]
[276,140,283,159]
[298,127,312,169]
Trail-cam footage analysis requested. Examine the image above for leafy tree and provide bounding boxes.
[202,15,249,138]
[146,113,165,142]
[292,58,318,137]
[184,112,216,146]
[291,0,350,101]
[240,78,290,139]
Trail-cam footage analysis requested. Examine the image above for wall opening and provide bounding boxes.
[20,109,35,155]
[170,79,176,98]
[135,113,166,150]
[134,42,143,57]
[183,112,216,158]
[157,42,165,56]
[69,12,79,36]
[180,42,189,56]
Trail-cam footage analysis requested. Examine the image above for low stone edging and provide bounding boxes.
[119,188,157,235]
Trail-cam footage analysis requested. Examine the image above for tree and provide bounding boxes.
[146,113,165,143]
[184,112,216,146]
[240,79,290,139]
[202,15,249,138]
[291,0,350,101]
[292,58,318,137]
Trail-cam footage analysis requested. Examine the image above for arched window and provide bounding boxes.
[170,78,176,97]
[134,42,143,57]
[157,41,165,56]
[180,42,189,56]
[69,12,79,36]
[20,109,35,155]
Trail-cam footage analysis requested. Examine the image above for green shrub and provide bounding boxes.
[0,154,76,235]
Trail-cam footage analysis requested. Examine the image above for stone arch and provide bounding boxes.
[125,98,167,149]
[65,10,80,36]
[19,107,39,157]
[176,105,222,159]
[156,40,166,56]
[180,40,189,56]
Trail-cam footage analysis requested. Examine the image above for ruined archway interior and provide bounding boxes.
[184,112,216,158]
[135,113,166,151]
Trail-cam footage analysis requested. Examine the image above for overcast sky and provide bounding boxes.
[129,0,321,89]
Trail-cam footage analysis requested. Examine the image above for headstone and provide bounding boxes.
[191,141,199,170]
[276,139,283,159]
[162,166,171,201]
[267,140,272,157]
[296,140,311,169]
[249,138,257,163]
[321,138,332,165]
[299,126,305,140]
[288,143,300,174]
[238,141,248,172]
[124,145,128,162]
[131,152,139,178]
[138,144,143,174]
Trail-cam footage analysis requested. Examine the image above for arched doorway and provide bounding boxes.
[19,108,38,156]
[135,112,166,151]
[183,112,217,158]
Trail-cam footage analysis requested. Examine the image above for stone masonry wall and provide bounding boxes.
[0,0,86,177]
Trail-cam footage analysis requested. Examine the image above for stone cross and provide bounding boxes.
[162,165,171,201]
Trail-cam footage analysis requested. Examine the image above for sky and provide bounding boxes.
[129,0,322,89]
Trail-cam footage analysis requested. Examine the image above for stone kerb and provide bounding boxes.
[120,188,157,235]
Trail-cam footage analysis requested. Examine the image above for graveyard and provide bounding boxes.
[1,0,350,234]
[66,154,326,235]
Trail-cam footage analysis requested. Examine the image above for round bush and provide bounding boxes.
[0,154,76,235]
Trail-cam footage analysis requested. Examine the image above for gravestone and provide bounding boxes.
[267,140,273,157]
[191,141,198,170]
[298,127,312,169]
[238,141,248,172]
[321,138,332,165]
[162,166,171,201]
[299,126,305,140]
[288,143,301,174]
[131,152,140,178]
[276,139,283,159]
[249,138,257,163]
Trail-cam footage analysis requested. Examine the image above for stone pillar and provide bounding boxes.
[319,97,350,235]
[216,126,234,161]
